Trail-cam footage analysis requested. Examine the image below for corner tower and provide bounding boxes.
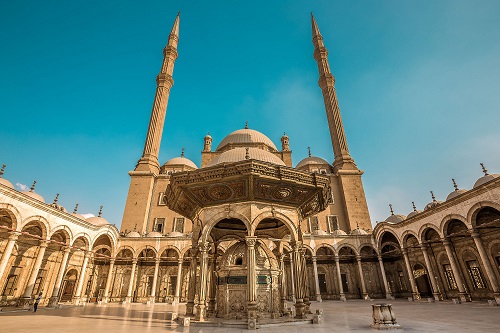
[121,13,180,233]
[311,14,372,231]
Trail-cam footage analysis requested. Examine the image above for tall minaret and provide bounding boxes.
[311,14,356,171]
[122,14,180,234]
[311,14,372,231]
[136,12,180,173]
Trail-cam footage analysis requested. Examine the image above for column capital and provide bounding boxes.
[334,254,340,263]
[132,259,138,265]
[291,241,303,252]
[109,258,116,264]
[155,258,161,264]
[8,233,19,241]
[63,246,72,254]
[420,243,428,250]
[84,252,93,259]
[356,255,362,262]
[198,241,210,253]
[39,240,49,247]
[245,236,257,248]
[442,238,451,246]
[312,256,317,263]
[470,230,480,238]
[378,255,383,262]
[178,258,183,265]
[401,248,408,255]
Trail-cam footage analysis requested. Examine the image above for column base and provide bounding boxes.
[48,296,59,307]
[195,304,206,321]
[294,300,307,319]
[186,301,195,316]
[18,297,32,308]
[247,302,257,319]
[362,293,370,300]
[494,293,500,304]
[125,296,133,304]
[411,292,421,300]
[339,294,346,302]
[432,293,441,301]
[459,293,471,302]
[385,293,394,300]
[315,294,322,302]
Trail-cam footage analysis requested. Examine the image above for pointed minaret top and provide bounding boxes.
[0,164,5,178]
[480,163,489,176]
[452,178,459,191]
[311,13,322,39]
[170,12,180,37]
[29,181,37,192]
[389,204,394,215]
[412,202,417,212]
[73,203,79,214]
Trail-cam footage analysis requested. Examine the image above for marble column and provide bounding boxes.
[174,259,183,303]
[300,250,312,313]
[126,259,138,303]
[288,252,296,302]
[150,258,160,302]
[443,239,469,302]
[22,240,48,301]
[186,248,198,316]
[195,242,210,321]
[246,237,257,319]
[292,241,306,318]
[207,253,218,316]
[471,231,500,302]
[102,259,115,303]
[49,247,71,306]
[334,255,346,301]
[356,255,368,299]
[0,234,18,281]
[312,256,322,302]
[378,255,392,299]
[402,248,420,299]
[279,254,288,312]
[74,252,92,304]
[420,244,441,301]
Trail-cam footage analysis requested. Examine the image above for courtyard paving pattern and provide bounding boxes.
[0,299,498,332]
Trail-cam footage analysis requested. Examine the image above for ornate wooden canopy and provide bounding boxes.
[165,159,331,220]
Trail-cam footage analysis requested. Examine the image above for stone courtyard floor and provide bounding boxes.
[0,299,498,332]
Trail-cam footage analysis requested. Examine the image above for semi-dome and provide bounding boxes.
[407,203,422,218]
[207,147,286,167]
[87,216,109,226]
[163,156,198,169]
[127,231,141,238]
[424,191,443,211]
[216,128,278,151]
[446,189,467,201]
[296,156,329,169]
[473,174,499,188]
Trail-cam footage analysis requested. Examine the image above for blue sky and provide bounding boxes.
[1,1,499,227]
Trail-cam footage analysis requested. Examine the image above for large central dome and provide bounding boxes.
[216,128,278,152]
[207,147,286,167]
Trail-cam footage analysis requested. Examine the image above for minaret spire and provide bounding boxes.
[311,14,356,171]
[136,13,180,173]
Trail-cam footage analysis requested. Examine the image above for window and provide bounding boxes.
[466,260,486,289]
[327,215,339,233]
[310,216,319,231]
[173,217,185,233]
[235,257,243,265]
[443,264,458,290]
[154,218,165,233]
[158,192,167,206]
[2,275,17,296]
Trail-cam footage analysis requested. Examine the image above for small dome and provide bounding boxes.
[72,213,85,220]
[0,178,14,189]
[351,228,368,235]
[385,214,406,223]
[163,156,198,170]
[296,156,329,169]
[207,147,286,167]
[23,191,45,203]
[127,231,141,238]
[146,231,163,237]
[216,128,278,151]
[473,174,499,188]
[407,210,422,218]
[424,200,443,211]
[205,133,212,139]
[332,229,347,236]
[446,189,467,201]
[87,216,109,226]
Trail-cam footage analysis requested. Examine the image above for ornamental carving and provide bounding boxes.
[208,185,232,200]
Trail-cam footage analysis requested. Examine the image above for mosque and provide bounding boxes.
[0,13,499,323]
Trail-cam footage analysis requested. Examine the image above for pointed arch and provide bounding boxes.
[251,210,298,241]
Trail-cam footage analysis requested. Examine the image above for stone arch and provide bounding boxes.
[302,243,314,256]
[72,233,91,250]
[21,215,49,239]
[136,246,159,259]
[377,230,401,250]
[49,226,72,245]
[440,214,469,237]
[251,210,298,241]
[201,210,252,243]
[418,224,442,243]
[0,203,22,231]
[336,243,359,256]
[467,201,500,228]
[91,230,117,254]
[160,245,182,259]
[179,245,192,259]
[314,243,336,256]
[115,245,135,258]
[402,230,420,246]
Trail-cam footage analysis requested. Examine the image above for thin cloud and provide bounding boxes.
[81,213,94,219]
[15,183,29,191]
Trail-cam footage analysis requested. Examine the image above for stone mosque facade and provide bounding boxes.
[1,14,499,321]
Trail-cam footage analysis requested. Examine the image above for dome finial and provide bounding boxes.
[53,193,59,204]
[29,180,37,192]
[181,147,185,157]
[73,203,79,214]
[412,201,417,212]
[480,162,489,176]
[308,146,311,157]
[430,191,436,202]
[245,121,248,129]
[0,164,5,178]
[98,205,103,217]
[452,178,459,191]
[389,204,394,215]
[245,147,250,159]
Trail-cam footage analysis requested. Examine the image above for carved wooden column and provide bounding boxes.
[402,248,420,299]
[420,244,441,301]
[150,258,160,302]
[312,256,322,301]
[102,258,115,303]
[471,231,500,302]
[443,239,469,302]
[126,259,138,303]
[0,234,18,281]
[22,240,48,302]
[356,255,368,299]
[334,255,346,301]
[174,259,183,304]
[74,252,92,304]
[378,255,392,299]
[246,237,258,319]
[288,252,296,302]
[195,242,210,321]
[292,241,306,318]
[186,247,198,316]
[49,247,71,306]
